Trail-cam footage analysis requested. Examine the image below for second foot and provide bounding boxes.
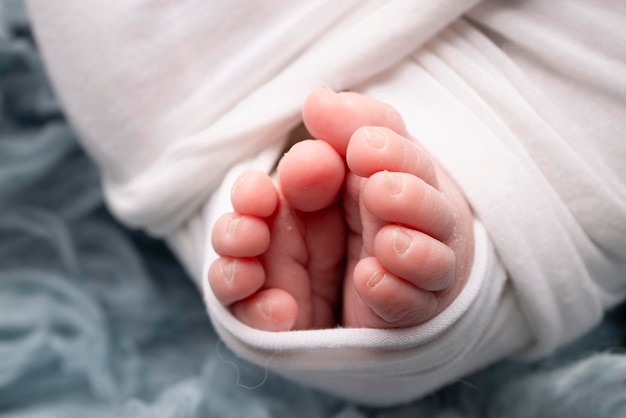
[209,139,347,332]
[304,88,475,329]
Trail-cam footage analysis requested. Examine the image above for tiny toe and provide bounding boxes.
[352,258,438,328]
[208,257,265,305]
[278,139,345,212]
[347,126,438,187]
[302,88,407,155]
[363,171,457,240]
[231,170,278,217]
[374,225,456,292]
[211,213,270,257]
[231,288,298,332]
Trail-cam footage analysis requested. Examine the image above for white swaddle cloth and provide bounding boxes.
[27,0,626,405]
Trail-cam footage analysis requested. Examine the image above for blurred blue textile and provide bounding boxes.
[1,1,625,417]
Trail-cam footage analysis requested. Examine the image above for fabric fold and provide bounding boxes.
[361,19,608,357]
[29,0,480,237]
[27,0,626,406]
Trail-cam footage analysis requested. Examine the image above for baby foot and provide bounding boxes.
[209,138,347,331]
[209,88,475,331]
[302,88,474,328]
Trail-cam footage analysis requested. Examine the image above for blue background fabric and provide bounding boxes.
[1,1,626,416]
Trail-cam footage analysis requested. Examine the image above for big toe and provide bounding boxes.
[302,88,406,156]
[278,139,345,212]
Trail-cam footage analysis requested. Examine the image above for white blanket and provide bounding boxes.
[27,0,626,405]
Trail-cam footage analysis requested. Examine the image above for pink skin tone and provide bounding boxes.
[209,88,475,331]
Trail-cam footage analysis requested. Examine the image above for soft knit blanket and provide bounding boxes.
[2,1,626,416]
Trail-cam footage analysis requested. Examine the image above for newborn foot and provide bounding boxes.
[302,89,475,328]
[209,138,347,331]
[209,88,475,331]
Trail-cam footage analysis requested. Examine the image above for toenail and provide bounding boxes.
[260,297,272,319]
[232,172,248,192]
[384,171,403,194]
[367,271,386,288]
[365,127,386,149]
[392,229,411,254]
[223,259,236,282]
[227,216,241,235]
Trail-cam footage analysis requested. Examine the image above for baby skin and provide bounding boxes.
[209,88,475,331]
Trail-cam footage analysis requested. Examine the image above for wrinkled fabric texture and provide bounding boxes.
[23,0,626,403]
[2,1,626,417]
